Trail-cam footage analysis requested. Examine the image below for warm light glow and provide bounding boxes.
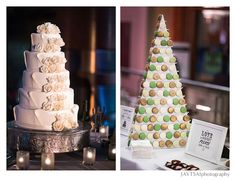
[111,148,116,154]
[45,158,51,165]
[89,11,96,74]
[196,104,211,112]
[89,88,95,116]
[87,151,93,159]
[18,157,24,163]
[100,127,106,134]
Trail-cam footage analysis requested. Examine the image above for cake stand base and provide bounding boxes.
[7,121,90,153]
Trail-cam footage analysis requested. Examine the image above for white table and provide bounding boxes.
[120,135,229,170]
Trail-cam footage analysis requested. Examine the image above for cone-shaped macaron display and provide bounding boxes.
[129,14,191,148]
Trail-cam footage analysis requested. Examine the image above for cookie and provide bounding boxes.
[147,98,154,105]
[169,90,176,97]
[159,140,165,148]
[152,47,160,54]
[141,125,147,131]
[153,141,159,148]
[164,31,169,37]
[165,140,173,148]
[147,124,154,131]
[169,82,176,88]
[150,81,156,88]
[143,116,149,123]
[139,132,146,140]
[180,107,187,113]
[173,123,180,130]
[166,132,173,139]
[149,64,156,71]
[160,98,167,105]
[163,115,170,122]
[152,107,159,114]
[163,90,169,97]
[173,74,179,80]
[183,115,190,122]
[149,90,156,97]
[157,56,164,63]
[168,107,175,113]
[179,139,186,147]
[139,98,147,106]
[161,64,168,71]
[149,115,157,123]
[154,123,161,131]
[135,116,143,123]
[174,131,181,138]
[151,56,157,62]
[166,73,173,80]
[169,57,176,63]
[161,40,168,46]
[153,73,160,80]
[139,107,146,114]
[170,115,177,122]
[179,99,186,105]
[161,123,168,130]
[157,31,164,37]
[180,123,186,130]
[173,98,179,105]
[156,81,164,88]
[153,132,160,139]
[167,40,173,46]
[132,133,139,140]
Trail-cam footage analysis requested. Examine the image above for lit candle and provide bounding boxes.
[83,147,96,165]
[41,153,54,170]
[108,144,116,160]
[16,151,29,170]
[99,125,109,139]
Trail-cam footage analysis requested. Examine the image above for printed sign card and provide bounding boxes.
[120,105,135,136]
[185,119,228,164]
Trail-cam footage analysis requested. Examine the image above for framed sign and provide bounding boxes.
[120,105,135,136]
[185,119,228,164]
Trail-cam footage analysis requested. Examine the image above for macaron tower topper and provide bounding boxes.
[129,14,191,149]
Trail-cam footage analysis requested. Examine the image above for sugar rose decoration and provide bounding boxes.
[37,22,61,34]
[52,114,78,131]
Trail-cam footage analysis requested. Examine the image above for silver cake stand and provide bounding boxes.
[7,121,90,153]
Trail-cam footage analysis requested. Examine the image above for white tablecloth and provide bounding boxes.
[120,135,228,170]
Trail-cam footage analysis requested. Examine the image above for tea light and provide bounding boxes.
[99,125,109,139]
[83,147,96,165]
[108,144,116,160]
[41,153,55,170]
[16,151,29,170]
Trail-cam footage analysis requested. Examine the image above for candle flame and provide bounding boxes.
[112,148,116,154]
[18,157,24,163]
[45,158,51,165]
[87,151,93,159]
[100,127,105,134]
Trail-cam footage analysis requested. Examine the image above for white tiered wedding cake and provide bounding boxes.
[14,22,79,131]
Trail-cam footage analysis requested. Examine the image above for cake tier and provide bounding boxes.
[24,51,66,73]
[31,33,65,52]
[14,104,79,131]
[22,70,70,91]
[19,88,74,111]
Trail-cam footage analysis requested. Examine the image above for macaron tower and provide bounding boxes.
[129,14,191,149]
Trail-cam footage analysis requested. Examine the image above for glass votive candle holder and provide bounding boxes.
[83,147,96,165]
[16,151,30,170]
[108,144,116,160]
[41,153,55,170]
[99,125,109,139]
